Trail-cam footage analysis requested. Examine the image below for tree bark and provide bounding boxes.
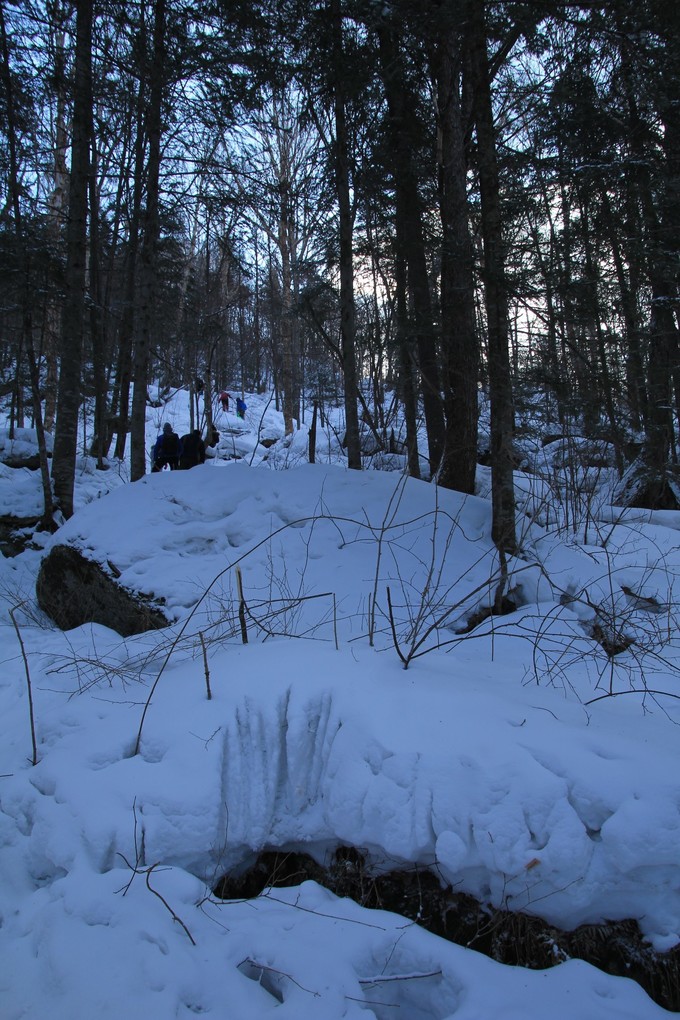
[52,0,93,519]
[130,0,166,481]
[278,173,296,436]
[113,91,144,461]
[88,134,108,468]
[331,0,362,470]
[44,5,69,435]
[467,0,517,553]
[395,235,421,478]
[433,26,478,494]
[377,18,446,477]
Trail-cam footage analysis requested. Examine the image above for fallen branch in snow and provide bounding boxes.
[238,957,319,997]
[261,890,388,930]
[346,994,402,1007]
[359,970,443,984]
[117,852,196,946]
[585,688,680,706]
[116,800,196,945]
[144,863,196,946]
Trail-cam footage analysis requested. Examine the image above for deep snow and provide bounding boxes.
[0,388,678,1018]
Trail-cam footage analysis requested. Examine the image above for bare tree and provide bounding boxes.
[467,0,517,554]
[130,0,166,482]
[52,0,93,519]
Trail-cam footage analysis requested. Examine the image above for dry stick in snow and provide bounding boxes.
[144,863,196,946]
[199,631,212,699]
[118,800,196,946]
[235,565,248,644]
[9,604,39,765]
[238,958,319,998]
[359,970,443,984]
[240,590,337,646]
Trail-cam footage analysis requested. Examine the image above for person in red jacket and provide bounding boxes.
[220,391,230,412]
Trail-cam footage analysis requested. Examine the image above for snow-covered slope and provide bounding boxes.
[1,397,679,1018]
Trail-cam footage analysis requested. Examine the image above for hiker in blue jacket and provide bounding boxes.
[152,423,181,471]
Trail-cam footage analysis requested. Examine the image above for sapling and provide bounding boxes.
[9,602,38,765]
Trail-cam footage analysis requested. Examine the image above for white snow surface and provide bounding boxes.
[1,389,679,1018]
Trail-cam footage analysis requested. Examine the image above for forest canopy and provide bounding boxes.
[1,0,679,535]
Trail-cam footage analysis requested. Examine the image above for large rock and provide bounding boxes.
[36,544,170,636]
[0,515,41,557]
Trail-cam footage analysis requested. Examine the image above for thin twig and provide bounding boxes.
[235,565,248,645]
[145,863,196,946]
[585,688,680,705]
[261,891,387,929]
[359,969,443,984]
[199,631,212,699]
[386,586,407,666]
[9,603,38,765]
[238,957,319,997]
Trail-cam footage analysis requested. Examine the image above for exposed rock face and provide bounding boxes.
[36,544,170,636]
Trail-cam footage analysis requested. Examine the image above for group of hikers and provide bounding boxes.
[152,386,248,472]
[219,391,247,418]
[152,424,205,472]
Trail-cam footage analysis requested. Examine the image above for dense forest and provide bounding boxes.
[1,0,678,548]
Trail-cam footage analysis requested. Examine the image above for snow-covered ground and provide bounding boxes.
[1,388,678,1018]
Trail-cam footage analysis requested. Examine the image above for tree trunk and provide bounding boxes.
[44,6,69,435]
[377,19,445,476]
[52,0,92,519]
[331,0,362,470]
[131,0,166,482]
[395,236,421,479]
[279,193,296,436]
[467,0,517,554]
[113,96,144,461]
[575,186,625,473]
[434,27,478,494]
[599,188,647,431]
[88,135,108,468]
